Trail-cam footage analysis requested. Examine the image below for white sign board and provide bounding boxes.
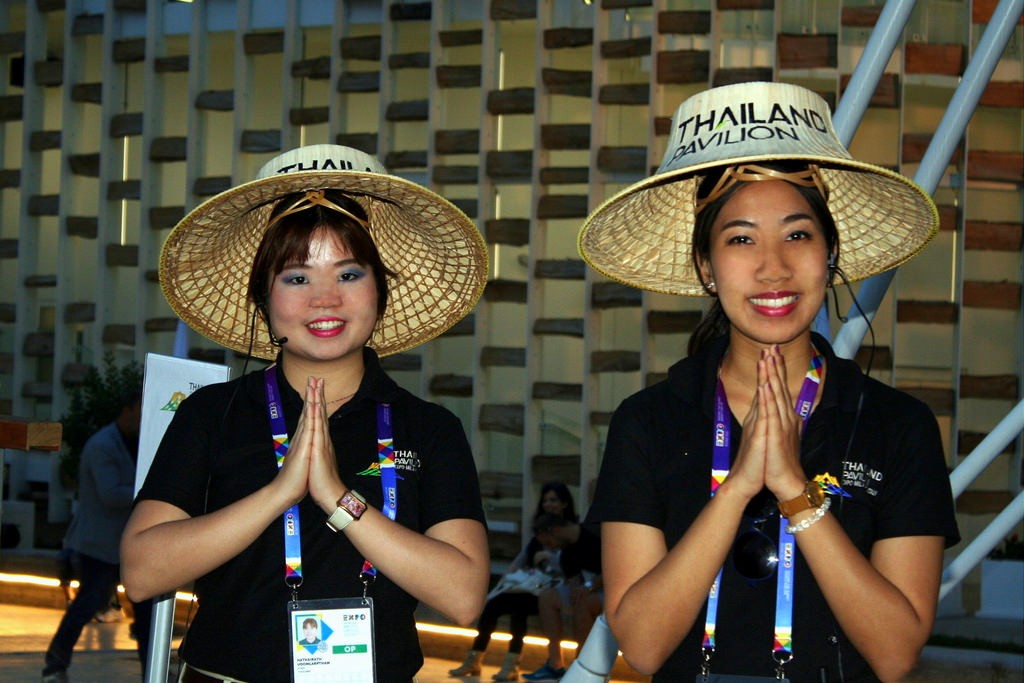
[136,353,231,496]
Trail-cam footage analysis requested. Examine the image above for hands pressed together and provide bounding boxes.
[728,345,810,505]
[275,376,348,515]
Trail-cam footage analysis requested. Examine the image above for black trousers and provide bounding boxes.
[472,591,539,653]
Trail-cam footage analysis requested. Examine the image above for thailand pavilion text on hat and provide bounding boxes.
[664,97,833,165]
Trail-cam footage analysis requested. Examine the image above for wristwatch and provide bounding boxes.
[777,481,826,518]
[325,489,368,532]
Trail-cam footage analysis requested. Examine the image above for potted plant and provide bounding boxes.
[978,533,1024,620]
[59,353,144,495]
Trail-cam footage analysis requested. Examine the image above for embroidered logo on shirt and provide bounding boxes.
[356,450,421,476]
[813,472,853,498]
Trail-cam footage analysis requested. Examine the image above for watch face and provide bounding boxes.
[341,492,367,518]
[807,482,826,505]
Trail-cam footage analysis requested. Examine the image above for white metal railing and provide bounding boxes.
[830,0,1024,601]
[943,491,1024,600]
[834,0,1024,359]
[940,400,1024,600]
[950,401,1024,500]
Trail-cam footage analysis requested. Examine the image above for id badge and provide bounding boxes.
[696,675,790,682]
[289,597,375,683]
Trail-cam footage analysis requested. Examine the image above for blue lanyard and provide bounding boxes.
[702,351,822,672]
[264,367,304,595]
[263,366,397,597]
[360,402,396,582]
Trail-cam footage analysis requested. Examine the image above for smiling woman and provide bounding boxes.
[686,160,840,363]
[120,144,491,683]
[695,178,831,368]
[251,191,392,387]
[579,82,960,682]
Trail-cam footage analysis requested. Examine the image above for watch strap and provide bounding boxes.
[326,505,355,532]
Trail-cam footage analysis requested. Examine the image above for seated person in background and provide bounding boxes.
[451,482,578,681]
[522,513,603,682]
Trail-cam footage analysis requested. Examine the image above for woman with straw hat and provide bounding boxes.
[121,144,491,682]
[581,83,958,682]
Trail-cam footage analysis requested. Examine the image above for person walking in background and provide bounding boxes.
[521,513,603,682]
[450,482,578,681]
[580,82,959,681]
[121,144,491,682]
[42,390,152,683]
[55,548,77,607]
[54,552,128,621]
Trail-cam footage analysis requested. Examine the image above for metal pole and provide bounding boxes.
[146,593,176,683]
[815,0,917,342]
[834,0,1024,359]
[949,400,1024,498]
[562,614,618,683]
[941,490,1024,600]
[832,0,917,147]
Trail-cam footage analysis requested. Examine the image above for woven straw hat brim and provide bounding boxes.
[160,170,488,360]
[578,154,939,297]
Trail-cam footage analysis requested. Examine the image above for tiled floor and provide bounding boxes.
[2,602,1021,682]
[0,603,624,682]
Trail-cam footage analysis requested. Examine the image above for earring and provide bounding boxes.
[706,280,715,290]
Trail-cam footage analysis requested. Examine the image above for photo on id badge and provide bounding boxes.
[289,598,375,682]
[296,616,326,651]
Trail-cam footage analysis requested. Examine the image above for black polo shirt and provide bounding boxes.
[138,348,485,682]
[588,333,958,681]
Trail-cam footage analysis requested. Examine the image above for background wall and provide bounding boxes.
[0,1,1020,579]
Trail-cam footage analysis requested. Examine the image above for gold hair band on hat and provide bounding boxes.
[694,163,828,215]
[270,189,372,230]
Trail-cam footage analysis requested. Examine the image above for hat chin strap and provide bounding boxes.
[694,163,828,215]
[270,189,372,231]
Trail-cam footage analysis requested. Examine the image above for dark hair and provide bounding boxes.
[532,512,571,535]
[302,617,317,629]
[687,161,840,357]
[534,481,578,522]
[247,189,397,332]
